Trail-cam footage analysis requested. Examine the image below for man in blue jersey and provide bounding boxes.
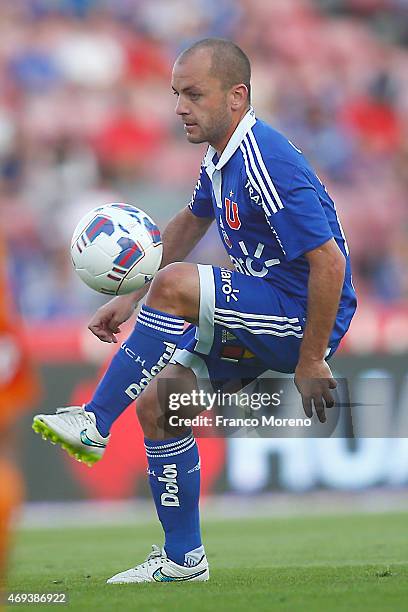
[33,38,356,583]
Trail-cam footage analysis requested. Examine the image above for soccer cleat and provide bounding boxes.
[32,406,109,467]
[106,544,209,584]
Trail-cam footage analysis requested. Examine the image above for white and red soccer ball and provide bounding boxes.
[71,203,162,295]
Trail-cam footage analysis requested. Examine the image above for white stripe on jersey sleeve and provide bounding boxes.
[241,137,278,214]
[240,140,287,257]
[239,143,270,214]
[247,130,284,210]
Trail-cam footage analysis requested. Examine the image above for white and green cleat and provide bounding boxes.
[32,406,109,467]
[107,545,209,584]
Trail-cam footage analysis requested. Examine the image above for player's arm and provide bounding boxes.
[258,159,348,421]
[294,238,346,422]
[88,207,213,342]
[160,205,214,268]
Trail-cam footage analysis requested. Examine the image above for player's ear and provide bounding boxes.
[230,84,249,111]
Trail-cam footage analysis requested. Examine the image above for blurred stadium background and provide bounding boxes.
[1,0,408,519]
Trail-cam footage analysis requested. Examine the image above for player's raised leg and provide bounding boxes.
[32,263,200,465]
[107,363,209,584]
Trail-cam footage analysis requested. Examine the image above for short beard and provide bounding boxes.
[202,107,232,149]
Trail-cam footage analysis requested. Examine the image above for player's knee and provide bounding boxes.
[150,263,186,299]
[147,263,197,314]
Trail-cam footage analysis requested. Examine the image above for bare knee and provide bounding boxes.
[146,263,199,322]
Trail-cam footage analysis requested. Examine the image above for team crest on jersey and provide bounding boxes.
[224,197,241,230]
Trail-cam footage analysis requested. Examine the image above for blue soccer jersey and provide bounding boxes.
[189,107,357,345]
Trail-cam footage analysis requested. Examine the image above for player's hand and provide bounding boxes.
[88,294,139,343]
[294,359,337,423]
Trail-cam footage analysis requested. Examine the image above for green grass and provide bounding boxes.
[6,512,408,611]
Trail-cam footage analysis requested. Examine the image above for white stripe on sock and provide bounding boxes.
[145,434,194,453]
[145,439,196,458]
[140,308,184,324]
[137,318,184,334]
[138,312,184,331]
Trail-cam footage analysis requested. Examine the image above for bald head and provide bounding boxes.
[176,38,251,104]
[172,38,251,151]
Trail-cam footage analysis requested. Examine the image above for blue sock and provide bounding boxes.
[86,305,184,436]
[145,433,204,567]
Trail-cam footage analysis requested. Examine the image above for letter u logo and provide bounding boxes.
[225,198,241,230]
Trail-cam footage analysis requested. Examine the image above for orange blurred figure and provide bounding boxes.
[0,233,40,604]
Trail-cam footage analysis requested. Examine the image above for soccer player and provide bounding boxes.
[33,38,357,583]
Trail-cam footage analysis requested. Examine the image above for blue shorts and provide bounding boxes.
[173,265,339,386]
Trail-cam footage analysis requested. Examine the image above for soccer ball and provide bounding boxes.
[71,203,162,295]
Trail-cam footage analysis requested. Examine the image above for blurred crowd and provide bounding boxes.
[1,0,408,320]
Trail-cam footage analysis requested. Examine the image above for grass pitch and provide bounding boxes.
[6,512,408,611]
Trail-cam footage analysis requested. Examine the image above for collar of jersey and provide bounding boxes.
[204,106,256,175]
